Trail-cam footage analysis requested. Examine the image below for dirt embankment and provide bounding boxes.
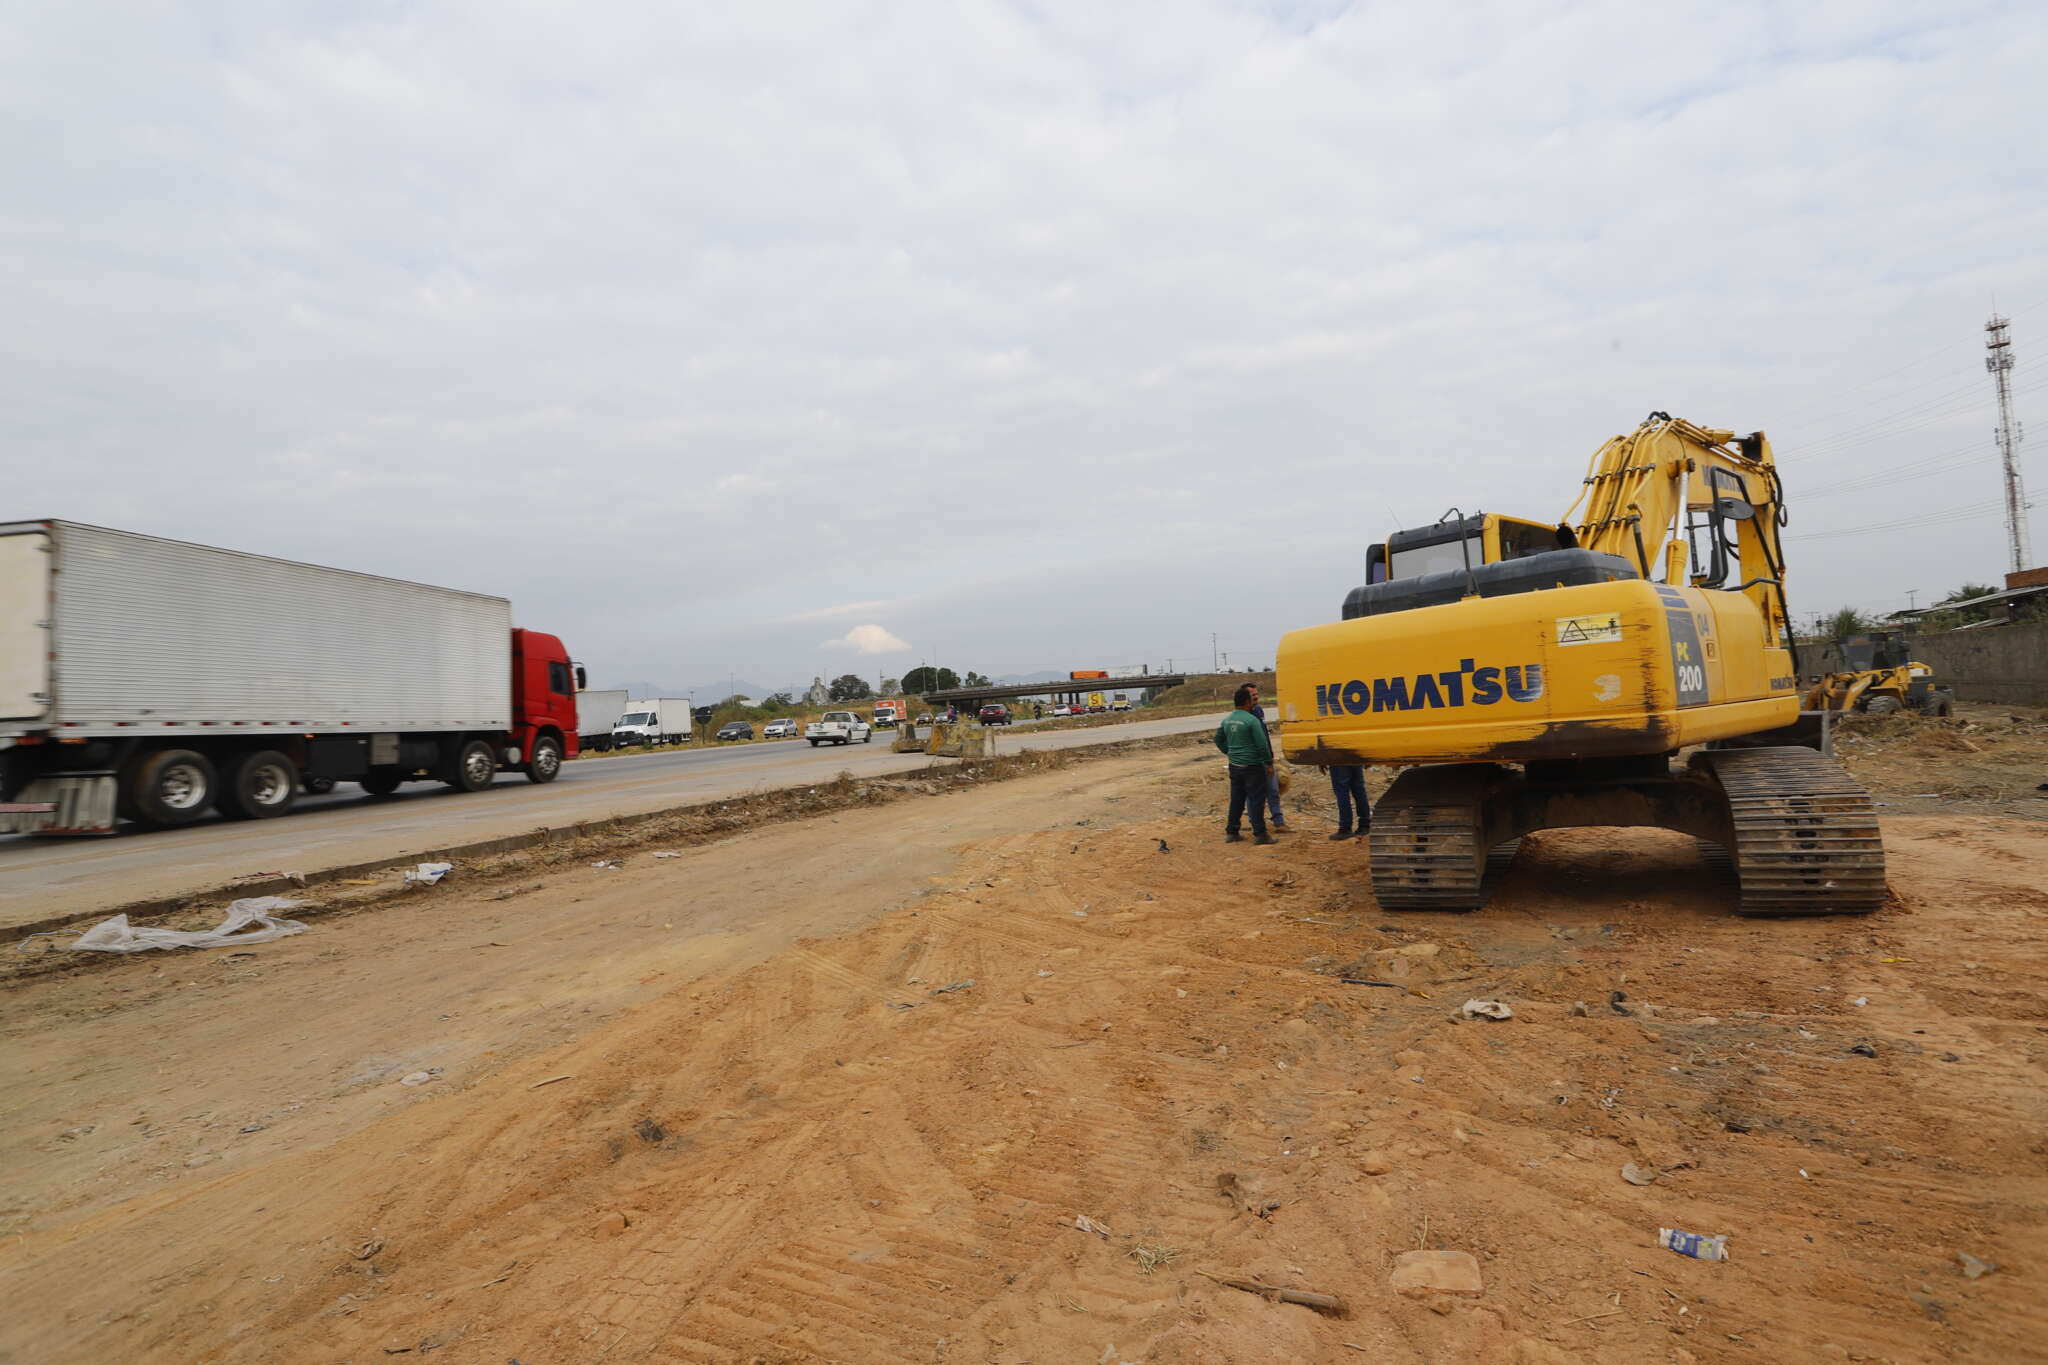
[1831,702,2048,818]
[4,719,2045,1365]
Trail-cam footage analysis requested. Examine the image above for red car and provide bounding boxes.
[978,703,1012,725]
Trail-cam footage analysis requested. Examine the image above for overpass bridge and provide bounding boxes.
[920,673,1188,712]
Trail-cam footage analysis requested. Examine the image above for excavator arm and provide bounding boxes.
[1560,413,1793,654]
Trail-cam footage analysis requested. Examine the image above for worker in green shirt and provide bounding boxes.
[1213,683,1276,844]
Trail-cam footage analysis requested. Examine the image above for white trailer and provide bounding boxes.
[575,689,630,751]
[0,519,581,834]
[611,697,694,747]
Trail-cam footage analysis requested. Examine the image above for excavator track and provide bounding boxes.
[1696,747,1886,916]
[1368,765,1515,911]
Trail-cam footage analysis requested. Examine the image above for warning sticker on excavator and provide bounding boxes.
[1555,612,1622,646]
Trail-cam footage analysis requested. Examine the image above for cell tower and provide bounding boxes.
[1986,313,2032,572]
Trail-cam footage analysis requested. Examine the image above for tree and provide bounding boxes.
[878,677,900,696]
[1824,606,1876,639]
[963,671,991,687]
[901,666,959,694]
[765,691,794,708]
[828,673,874,702]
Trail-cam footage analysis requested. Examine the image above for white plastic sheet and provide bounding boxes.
[70,897,308,954]
[405,862,453,885]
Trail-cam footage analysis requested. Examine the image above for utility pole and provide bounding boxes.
[1210,633,1218,673]
[1987,313,2032,572]
[1906,589,1919,612]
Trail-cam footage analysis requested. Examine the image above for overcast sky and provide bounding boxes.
[9,2,2046,693]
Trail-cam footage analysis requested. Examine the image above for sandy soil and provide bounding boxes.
[3,723,2044,1364]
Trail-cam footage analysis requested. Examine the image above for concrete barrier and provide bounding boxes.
[923,723,995,759]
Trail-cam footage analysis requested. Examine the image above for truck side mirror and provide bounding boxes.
[575,665,588,689]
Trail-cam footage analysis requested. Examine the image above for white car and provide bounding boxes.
[805,711,874,746]
[762,718,797,738]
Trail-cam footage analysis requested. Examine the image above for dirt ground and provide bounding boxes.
[3,714,2045,1364]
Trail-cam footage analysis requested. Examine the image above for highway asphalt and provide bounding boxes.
[0,712,1230,931]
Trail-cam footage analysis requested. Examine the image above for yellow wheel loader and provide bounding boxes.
[1802,631,1952,717]
[1276,413,1883,916]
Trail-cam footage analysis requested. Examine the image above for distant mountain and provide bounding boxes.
[598,678,780,702]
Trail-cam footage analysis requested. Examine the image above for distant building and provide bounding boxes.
[1895,567,2048,629]
[804,676,829,706]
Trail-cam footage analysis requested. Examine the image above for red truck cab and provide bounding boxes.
[510,628,582,779]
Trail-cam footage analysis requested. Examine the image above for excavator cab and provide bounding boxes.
[1346,512,1638,620]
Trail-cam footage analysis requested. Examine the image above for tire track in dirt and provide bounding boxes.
[7,755,2048,1364]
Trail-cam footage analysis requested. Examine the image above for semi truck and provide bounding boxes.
[0,519,582,836]
[610,699,693,747]
[576,688,630,752]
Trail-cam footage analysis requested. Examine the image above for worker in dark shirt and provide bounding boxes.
[1213,684,1275,844]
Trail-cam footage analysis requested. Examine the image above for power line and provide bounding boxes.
[1773,369,2048,469]
[1786,497,2008,542]
[1801,441,1993,496]
[1781,385,1993,461]
[1780,372,1989,454]
[1773,291,2048,430]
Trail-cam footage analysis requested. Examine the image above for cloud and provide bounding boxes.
[823,624,911,655]
[4,2,2042,692]
[784,599,896,623]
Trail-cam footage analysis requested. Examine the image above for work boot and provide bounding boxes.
[1254,833,1277,846]
[1225,831,1244,843]
[1328,826,1352,841]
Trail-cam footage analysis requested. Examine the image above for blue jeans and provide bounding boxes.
[1227,764,1269,838]
[1330,765,1368,831]
[1266,767,1286,824]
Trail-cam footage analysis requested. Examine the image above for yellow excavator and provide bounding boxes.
[1276,412,1883,915]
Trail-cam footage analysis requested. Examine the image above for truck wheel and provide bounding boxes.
[447,739,498,793]
[218,750,298,820]
[127,748,218,828]
[359,769,404,797]
[863,731,872,743]
[525,735,563,784]
[809,739,820,747]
